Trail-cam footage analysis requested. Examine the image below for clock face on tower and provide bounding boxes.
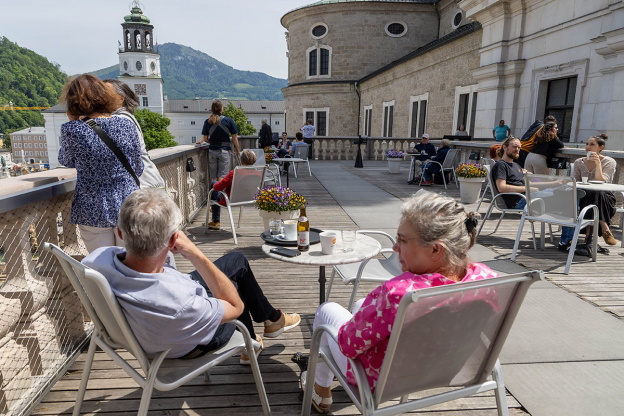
[123,61,128,71]
[136,61,142,71]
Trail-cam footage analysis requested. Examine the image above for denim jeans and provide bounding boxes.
[514,199,527,210]
[560,226,575,244]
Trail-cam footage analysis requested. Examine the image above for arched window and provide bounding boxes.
[307,45,332,79]
[126,31,131,50]
[145,32,151,50]
[134,30,142,49]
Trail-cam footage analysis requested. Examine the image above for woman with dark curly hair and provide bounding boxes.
[58,74,143,253]
[524,122,565,174]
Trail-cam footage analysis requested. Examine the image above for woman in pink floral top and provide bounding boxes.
[301,190,498,413]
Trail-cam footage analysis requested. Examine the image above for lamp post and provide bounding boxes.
[354,135,367,168]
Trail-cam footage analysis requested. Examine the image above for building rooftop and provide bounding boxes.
[283,0,437,19]
[10,127,46,135]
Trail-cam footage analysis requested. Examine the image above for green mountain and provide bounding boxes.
[91,43,286,101]
[0,36,68,136]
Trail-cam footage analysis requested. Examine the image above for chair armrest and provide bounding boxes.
[312,324,340,344]
[578,204,598,223]
[356,230,396,245]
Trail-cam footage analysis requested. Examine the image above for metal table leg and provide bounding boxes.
[319,266,325,305]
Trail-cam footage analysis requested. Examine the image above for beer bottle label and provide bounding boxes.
[298,231,310,246]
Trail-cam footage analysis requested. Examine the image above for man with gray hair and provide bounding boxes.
[82,189,300,364]
[258,119,273,148]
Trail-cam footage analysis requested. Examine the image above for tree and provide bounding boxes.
[134,108,178,150]
[222,102,257,136]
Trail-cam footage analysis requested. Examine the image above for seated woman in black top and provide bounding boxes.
[524,122,565,174]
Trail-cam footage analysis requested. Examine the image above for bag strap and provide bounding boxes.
[209,115,230,136]
[83,118,140,187]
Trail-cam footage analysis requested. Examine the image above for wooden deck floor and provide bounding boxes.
[35,160,624,415]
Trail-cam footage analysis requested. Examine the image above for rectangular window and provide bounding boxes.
[303,108,330,136]
[382,101,395,138]
[142,97,149,107]
[316,111,327,136]
[309,50,317,76]
[191,121,196,125]
[453,85,478,137]
[35,151,39,156]
[409,94,428,138]
[14,151,18,156]
[457,93,470,132]
[275,121,280,125]
[45,151,48,156]
[191,136,197,143]
[544,76,577,142]
[34,143,38,148]
[418,100,427,137]
[44,143,47,148]
[320,48,329,75]
[363,105,373,136]
[469,92,478,137]
[29,151,32,156]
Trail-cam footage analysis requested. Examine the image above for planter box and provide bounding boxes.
[387,158,402,174]
[458,177,486,204]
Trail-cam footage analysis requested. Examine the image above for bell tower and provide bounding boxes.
[118,2,164,114]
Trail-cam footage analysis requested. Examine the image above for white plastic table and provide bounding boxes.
[272,157,304,187]
[575,182,624,193]
[262,233,382,304]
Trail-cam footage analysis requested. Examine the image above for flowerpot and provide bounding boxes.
[458,177,486,204]
[258,209,300,231]
[387,158,402,174]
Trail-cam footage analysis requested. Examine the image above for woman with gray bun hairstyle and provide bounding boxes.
[104,78,166,189]
[299,190,498,413]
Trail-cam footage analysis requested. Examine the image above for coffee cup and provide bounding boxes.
[587,151,593,160]
[581,176,589,184]
[319,231,338,255]
[283,220,298,240]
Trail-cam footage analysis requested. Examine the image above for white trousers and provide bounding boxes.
[313,299,365,387]
[78,224,124,254]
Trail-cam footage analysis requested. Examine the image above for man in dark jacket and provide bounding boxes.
[258,120,273,148]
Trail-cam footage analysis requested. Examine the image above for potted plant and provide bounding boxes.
[455,163,487,204]
[255,186,306,230]
[265,153,279,165]
[386,149,404,174]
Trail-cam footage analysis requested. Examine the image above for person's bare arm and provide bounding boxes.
[231,134,240,155]
[198,135,209,145]
[496,178,525,194]
[492,129,496,139]
[171,232,244,323]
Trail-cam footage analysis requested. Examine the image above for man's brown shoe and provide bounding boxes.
[240,335,263,365]
[603,229,617,245]
[264,311,301,338]
[208,221,220,230]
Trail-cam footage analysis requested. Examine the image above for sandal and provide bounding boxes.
[300,371,332,414]
[291,352,309,372]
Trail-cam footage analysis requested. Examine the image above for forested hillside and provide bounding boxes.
[0,37,68,137]
[91,43,286,100]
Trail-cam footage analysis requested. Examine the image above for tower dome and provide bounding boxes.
[124,5,151,24]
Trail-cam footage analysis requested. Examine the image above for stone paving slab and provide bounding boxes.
[502,361,624,416]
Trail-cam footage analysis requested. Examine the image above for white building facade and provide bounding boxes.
[9,127,49,164]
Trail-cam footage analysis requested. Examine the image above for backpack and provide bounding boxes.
[208,116,231,147]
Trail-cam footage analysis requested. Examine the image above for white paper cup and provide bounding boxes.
[587,151,592,159]
[319,231,338,255]
[283,220,298,240]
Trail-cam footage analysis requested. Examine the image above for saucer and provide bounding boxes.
[589,180,605,184]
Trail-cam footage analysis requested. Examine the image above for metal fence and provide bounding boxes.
[0,145,209,415]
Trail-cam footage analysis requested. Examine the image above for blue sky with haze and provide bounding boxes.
[2,0,313,79]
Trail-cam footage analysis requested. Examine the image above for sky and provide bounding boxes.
[1,0,315,80]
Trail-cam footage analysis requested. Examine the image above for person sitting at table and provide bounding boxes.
[297,190,498,413]
[420,139,451,186]
[83,188,301,364]
[278,132,293,174]
[408,133,436,181]
[489,144,501,162]
[491,137,528,210]
[559,134,617,250]
[207,149,257,231]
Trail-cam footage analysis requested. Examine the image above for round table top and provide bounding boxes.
[576,182,624,193]
[262,232,382,266]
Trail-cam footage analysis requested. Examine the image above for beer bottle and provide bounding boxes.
[297,206,310,252]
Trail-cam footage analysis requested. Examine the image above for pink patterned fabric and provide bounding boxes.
[337,263,498,391]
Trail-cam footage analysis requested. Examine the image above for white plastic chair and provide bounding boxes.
[248,148,281,186]
[43,243,271,416]
[511,173,598,275]
[290,143,312,178]
[476,158,497,212]
[326,230,401,310]
[419,149,459,189]
[477,164,529,237]
[302,270,544,416]
[205,165,266,244]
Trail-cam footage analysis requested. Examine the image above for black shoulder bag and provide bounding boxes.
[83,118,140,187]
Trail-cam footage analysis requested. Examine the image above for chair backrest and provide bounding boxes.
[481,157,496,168]
[228,165,266,204]
[44,243,152,372]
[374,271,542,404]
[441,149,459,169]
[524,173,578,224]
[293,143,309,160]
[247,148,266,167]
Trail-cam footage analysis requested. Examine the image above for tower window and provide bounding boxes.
[309,50,317,76]
[136,61,142,71]
[142,97,149,107]
[312,25,326,37]
[135,30,142,49]
[191,121,196,125]
[307,46,332,78]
